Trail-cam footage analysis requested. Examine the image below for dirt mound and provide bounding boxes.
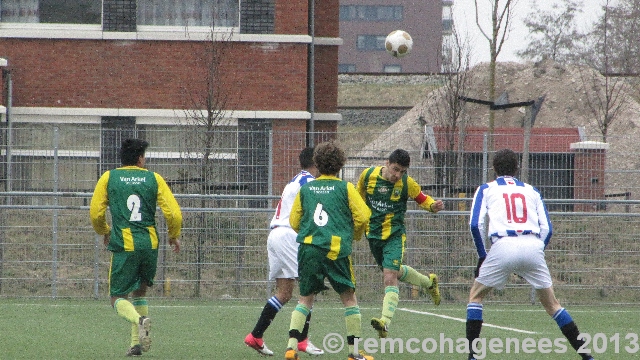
[356,59,640,197]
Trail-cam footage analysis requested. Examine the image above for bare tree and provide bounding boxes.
[578,0,628,142]
[474,0,518,159]
[585,0,640,74]
[179,28,236,298]
[517,0,584,63]
[425,25,473,197]
[181,29,234,193]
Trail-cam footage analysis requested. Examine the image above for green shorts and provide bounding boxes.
[368,233,406,271]
[297,244,356,296]
[109,249,158,297]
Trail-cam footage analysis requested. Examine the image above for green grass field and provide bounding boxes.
[1,299,639,359]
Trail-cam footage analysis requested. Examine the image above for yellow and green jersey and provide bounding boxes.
[289,175,370,260]
[90,166,182,252]
[357,166,436,241]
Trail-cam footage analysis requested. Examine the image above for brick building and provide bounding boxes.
[0,0,340,196]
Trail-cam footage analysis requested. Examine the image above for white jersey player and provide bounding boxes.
[245,147,324,357]
[267,168,315,279]
[465,148,594,360]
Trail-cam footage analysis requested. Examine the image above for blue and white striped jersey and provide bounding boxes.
[270,170,315,229]
[469,176,552,258]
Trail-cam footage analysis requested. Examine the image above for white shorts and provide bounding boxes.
[267,226,299,280]
[476,235,553,290]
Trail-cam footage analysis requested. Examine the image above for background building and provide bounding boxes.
[339,0,451,73]
[0,0,342,197]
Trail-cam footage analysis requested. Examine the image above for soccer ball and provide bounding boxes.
[385,30,413,58]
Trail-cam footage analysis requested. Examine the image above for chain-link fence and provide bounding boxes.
[1,125,639,304]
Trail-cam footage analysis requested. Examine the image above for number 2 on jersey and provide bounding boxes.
[502,193,527,223]
[127,194,142,221]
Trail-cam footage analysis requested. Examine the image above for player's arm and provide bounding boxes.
[155,173,183,251]
[356,168,368,200]
[347,182,371,241]
[89,171,111,236]
[535,191,553,248]
[469,184,489,258]
[407,176,443,213]
[289,192,303,233]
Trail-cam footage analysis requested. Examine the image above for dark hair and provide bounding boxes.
[493,148,519,176]
[299,147,315,169]
[313,141,346,176]
[120,138,149,166]
[388,149,410,167]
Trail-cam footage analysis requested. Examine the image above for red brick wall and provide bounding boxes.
[313,45,338,113]
[573,148,607,212]
[0,39,308,111]
[314,0,340,37]
[274,0,338,36]
[275,0,308,34]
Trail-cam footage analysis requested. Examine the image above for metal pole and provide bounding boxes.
[52,126,60,298]
[268,130,273,197]
[94,235,101,299]
[5,69,12,203]
[482,132,488,184]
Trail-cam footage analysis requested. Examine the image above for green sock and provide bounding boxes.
[399,265,432,288]
[381,286,399,325]
[345,306,361,354]
[288,304,309,349]
[114,298,140,324]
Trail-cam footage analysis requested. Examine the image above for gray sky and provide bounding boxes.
[452,0,604,65]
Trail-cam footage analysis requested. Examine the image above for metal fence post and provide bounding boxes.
[94,235,101,299]
[51,126,59,298]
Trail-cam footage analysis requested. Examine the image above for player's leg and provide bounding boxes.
[396,234,439,304]
[465,242,512,360]
[109,252,147,356]
[369,237,401,337]
[285,245,321,360]
[398,264,440,305]
[246,228,297,355]
[466,281,492,360]
[133,249,157,353]
[331,257,373,360]
[130,284,151,353]
[537,287,594,360]
[245,278,293,355]
[297,297,324,355]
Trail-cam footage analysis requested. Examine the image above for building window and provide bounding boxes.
[339,64,356,73]
[137,0,239,27]
[357,35,386,51]
[0,0,101,24]
[340,5,402,21]
[442,19,453,32]
[384,65,401,73]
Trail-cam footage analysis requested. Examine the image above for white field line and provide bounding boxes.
[398,307,539,334]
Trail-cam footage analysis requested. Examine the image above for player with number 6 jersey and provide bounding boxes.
[90,138,182,357]
[285,141,374,360]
